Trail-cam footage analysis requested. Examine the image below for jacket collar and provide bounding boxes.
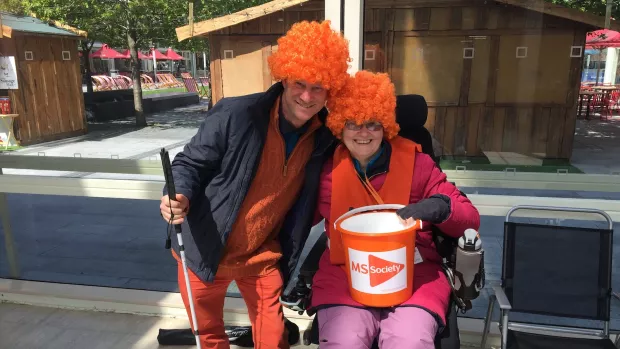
[362,140,392,179]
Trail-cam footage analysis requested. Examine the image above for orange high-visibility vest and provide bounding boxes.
[329,136,421,265]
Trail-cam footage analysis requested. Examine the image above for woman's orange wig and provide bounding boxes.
[326,70,400,139]
[268,20,350,96]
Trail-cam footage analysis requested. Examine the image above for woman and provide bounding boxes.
[309,71,481,349]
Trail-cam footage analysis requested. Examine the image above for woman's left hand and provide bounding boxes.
[396,194,451,225]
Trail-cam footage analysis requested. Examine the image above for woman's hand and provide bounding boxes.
[396,194,451,225]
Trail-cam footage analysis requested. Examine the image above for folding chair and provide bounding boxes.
[480,205,619,349]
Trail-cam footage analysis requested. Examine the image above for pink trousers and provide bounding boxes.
[317,306,438,349]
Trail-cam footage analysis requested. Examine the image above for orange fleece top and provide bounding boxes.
[217,97,320,278]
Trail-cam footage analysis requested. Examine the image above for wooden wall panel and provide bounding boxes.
[495,33,573,104]
[391,35,464,104]
[491,108,506,152]
[461,7,477,30]
[459,40,474,106]
[452,107,467,155]
[561,29,587,159]
[429,8,452,31]
[545,107,565,158]
[66,37,86,133]
[393,9,415,31]
[433,107,447,155]
[40,37,62,136]
[531,107,550,156]
[466,104,483,156]
[468,37,490,104]
[220,39,266,98]
[261,42,273,90]
[363,33,384,73]
[477,107,495,153]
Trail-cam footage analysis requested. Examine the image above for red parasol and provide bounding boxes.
[149,48,171,60]
[89,44,125,59]
[586,29,620,49]
[165,48,184,61]
[119,49,150,60]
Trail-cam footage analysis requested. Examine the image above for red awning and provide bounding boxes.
[165,48,184,60]
[148,48,171,60]
[89,44,125,59]
[586,29,620,49]
[119,49,150,60]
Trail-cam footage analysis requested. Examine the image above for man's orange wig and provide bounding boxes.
[268,20,350,96]
[326,70,400,139]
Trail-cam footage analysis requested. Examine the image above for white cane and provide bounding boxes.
[161,148,202,349]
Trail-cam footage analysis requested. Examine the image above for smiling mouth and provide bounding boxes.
[355,139,372,145]
[296,100,315,109]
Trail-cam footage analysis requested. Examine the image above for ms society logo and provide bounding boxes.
[348,247,407,294]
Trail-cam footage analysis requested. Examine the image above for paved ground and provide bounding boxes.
[1,101,620,330]
[572,115,620,174]
[0,302,318,349]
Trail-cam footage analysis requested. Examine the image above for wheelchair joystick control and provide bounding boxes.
[453,229,485,310]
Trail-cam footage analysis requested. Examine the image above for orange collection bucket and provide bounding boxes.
[334,204,422,307]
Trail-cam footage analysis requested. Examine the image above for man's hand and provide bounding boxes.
[160,194,189,225]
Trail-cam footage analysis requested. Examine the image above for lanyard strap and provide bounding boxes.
[358,173,384,205]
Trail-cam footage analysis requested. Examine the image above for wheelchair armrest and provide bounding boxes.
[298,232,328,277]
[493,285,512,310]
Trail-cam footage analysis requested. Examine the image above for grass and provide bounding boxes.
[440,156,584,173]
[0,145,23,152]
[142,87,187,96]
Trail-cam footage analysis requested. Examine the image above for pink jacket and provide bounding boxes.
[309,151,480,326]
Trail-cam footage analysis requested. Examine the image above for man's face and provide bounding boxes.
[281,79,328,127]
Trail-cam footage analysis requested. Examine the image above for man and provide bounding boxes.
[160,20,350,349]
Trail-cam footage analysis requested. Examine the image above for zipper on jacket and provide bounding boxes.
[279,121,320,177]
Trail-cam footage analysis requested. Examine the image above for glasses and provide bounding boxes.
[344,121,384,132]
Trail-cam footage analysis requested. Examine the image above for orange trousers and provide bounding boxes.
[176,260,289,349]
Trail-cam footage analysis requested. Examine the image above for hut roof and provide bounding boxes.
[1,12,87,38]
[176,0,620,41]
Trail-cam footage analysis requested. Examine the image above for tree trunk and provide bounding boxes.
[128,26,146,127]
[81,41,94,93]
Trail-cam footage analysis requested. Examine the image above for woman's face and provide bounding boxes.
[342,120,384,164]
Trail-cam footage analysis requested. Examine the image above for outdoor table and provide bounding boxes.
[0,114,18,149]
[578,91,600,119]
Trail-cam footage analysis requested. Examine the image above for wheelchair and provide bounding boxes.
[280,94,485,349]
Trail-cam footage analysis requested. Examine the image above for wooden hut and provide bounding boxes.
[176,0,620,160]
[0,12,87,146]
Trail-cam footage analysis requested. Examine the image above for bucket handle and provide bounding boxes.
[334,204,423,230]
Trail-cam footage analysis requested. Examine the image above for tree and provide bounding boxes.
[0,0,27,14]
[550,0,618,22]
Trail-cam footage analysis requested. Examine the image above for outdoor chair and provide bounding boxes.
[480,205,619,349]
[182,77,209,98]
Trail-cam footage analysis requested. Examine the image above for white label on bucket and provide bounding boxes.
[348,247,407,294]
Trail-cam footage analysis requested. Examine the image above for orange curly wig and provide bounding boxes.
[268,20,350,96]
[326,70,400,139]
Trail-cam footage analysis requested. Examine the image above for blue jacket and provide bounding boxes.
[168,82,336,284]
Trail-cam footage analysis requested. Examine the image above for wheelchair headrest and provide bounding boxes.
[395,94,428,131]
